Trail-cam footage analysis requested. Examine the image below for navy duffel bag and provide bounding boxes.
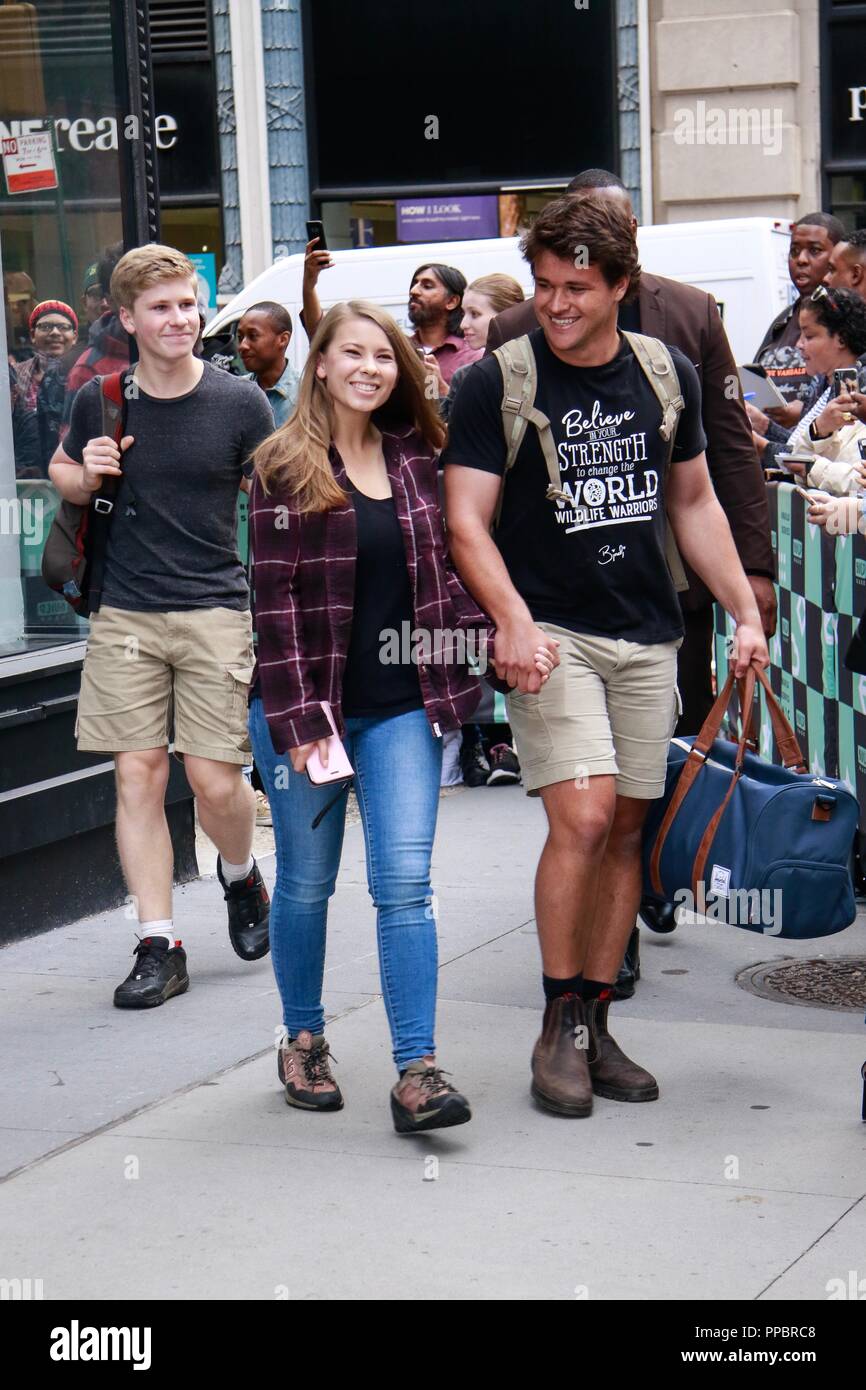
[642,662,859,939]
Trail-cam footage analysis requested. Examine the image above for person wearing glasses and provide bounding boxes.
[750,286,866,489]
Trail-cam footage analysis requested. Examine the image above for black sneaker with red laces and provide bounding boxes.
[113,937,189,1010]
[217,856,271,961]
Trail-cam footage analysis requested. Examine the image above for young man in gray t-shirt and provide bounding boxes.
[50,244,276,1009]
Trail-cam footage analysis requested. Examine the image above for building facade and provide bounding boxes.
[211,0,864,297]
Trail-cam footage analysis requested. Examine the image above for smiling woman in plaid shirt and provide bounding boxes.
[248,301,555,1133]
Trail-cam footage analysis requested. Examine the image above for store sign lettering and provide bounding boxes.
[0,115,179,153]
[850,87,866,122]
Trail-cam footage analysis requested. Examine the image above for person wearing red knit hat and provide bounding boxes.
[15,300,78,410]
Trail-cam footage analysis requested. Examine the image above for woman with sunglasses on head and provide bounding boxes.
[248,298,555,1133]
[752,286,866,489]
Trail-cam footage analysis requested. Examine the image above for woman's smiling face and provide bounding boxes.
[315,317,399,414]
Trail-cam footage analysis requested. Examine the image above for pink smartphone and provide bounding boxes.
[305,702,354,785]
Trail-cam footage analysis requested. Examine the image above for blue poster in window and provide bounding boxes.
[190,252,217,320]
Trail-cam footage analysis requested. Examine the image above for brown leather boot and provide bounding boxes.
[585,995,659,1102]
[530,995,593,1116]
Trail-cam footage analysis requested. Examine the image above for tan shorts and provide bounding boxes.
[76,605,255,763]
[506,623,683,798]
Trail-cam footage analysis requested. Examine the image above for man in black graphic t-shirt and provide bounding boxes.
[444,193,769,1117]
[450,325,706,644]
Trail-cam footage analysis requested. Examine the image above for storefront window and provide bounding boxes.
[1,0,127,658]
[829,175,866,233]
[319,189,564,251]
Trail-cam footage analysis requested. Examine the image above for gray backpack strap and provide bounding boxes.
[492,335,569,528]
[622,330,689,593]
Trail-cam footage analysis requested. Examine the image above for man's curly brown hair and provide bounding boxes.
[520,192,641,303]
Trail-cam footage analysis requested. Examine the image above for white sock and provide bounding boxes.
[139,920,174,947]
[221,854,254,884]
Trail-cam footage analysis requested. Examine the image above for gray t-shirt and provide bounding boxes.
[64,362,274,612]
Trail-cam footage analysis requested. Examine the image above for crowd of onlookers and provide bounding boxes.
[747,216,866,489]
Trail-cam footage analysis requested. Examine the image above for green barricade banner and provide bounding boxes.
[715,481,865,835]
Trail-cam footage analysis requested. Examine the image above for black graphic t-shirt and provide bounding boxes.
[442,329,706,644]
[755,301,814,406]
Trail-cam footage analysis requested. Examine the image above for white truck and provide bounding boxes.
[205,216,795,370]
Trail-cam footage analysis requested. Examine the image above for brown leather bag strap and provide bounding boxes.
[649,665,742,894]
[752,665,807,771]
[689,666,759,894]
[649,660,804,899]
[650,664,758,898]
[691,768,742,897]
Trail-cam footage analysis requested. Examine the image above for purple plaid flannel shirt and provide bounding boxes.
[250,424,492,752]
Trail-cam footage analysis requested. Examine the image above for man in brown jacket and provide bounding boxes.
[485,170,776,980]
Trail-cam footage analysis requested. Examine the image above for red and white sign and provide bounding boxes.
[2,132,58,194]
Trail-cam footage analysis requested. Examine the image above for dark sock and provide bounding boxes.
[582,978,615,1001]
[543,971,583,1002]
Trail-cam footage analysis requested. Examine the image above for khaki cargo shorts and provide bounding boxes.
[76,605,254,764]
[506,622,683,798]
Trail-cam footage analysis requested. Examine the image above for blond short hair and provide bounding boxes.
[110,243,197,312]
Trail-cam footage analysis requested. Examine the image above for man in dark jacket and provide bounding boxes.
[752,212,846,420]
[486,169,776,982]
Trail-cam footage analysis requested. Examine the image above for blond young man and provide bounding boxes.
[49,245,275,1007]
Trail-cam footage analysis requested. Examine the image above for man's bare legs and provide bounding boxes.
[114,748,172,922]
[184,754,269,964]
[536,775,616,975]
[531,776,659,1112]
[536,781,650,979]
[114,751,256,919]
[582,794,651,984]
[183,755,256,865]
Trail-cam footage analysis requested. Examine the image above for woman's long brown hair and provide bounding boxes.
[253,299,447,511]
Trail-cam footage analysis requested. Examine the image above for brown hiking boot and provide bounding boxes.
[585,994,659,1102]
[530,994,593,1116]
[390,1057,471,1134]
[277,1030,343,1111]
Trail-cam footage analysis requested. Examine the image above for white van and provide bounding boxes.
[205,216,793,370]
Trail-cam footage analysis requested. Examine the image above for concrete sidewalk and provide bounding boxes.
[1,786,865,1301]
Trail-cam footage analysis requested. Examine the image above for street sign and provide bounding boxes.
[2,132,58,195]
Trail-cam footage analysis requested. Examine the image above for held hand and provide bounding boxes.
[745,402,770,435]
[730,621,770,679]
[807,493,860,535]
[814,397,855,437]
[766,400,802,431]
[289,737,331,775]
[494,623,560,694]
[81,434,133,491]
[752,431,768,457]
[421,353,448,398]
[847,389,866,425]
[747,575,777,639]
[534,646,556,683]
[302,238,334,287]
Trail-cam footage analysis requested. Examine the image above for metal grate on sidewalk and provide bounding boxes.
[737,958,866,1013]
